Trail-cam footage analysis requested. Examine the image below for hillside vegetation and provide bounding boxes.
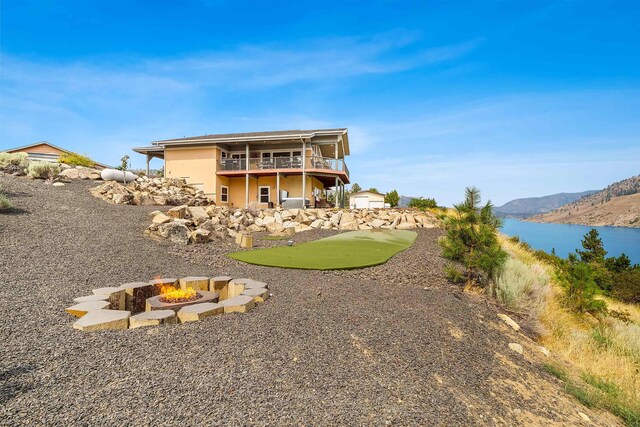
[528,175,640,228]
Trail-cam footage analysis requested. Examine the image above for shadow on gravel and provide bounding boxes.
[0,365,38,404]
[0,207,30,216]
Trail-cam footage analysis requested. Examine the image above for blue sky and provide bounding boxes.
[1,0,639,205]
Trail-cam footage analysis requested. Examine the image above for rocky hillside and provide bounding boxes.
[527,175,640,227]
[495,191,597,219]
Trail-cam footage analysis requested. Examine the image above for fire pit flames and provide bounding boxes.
[158,285,201,304]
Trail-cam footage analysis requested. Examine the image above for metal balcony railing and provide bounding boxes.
[218,156,349,177]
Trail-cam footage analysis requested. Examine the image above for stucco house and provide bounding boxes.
[349,191,387,209]
[5,141,108,168]
[133,129,350,208]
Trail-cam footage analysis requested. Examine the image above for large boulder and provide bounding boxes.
[188,206,209,226]
[59,168,79,179]
[159,222,190,245]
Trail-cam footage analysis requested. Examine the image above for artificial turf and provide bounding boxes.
[227,229,418,270]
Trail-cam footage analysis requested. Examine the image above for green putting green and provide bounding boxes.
[228,229,417,270]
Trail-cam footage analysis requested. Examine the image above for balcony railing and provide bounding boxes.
[218,156,349,176]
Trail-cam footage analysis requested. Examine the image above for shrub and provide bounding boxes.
[408,197,438,210]
[0,152,29,170]
[492,257,548,312]
[0,184,11,211]
[440,187,507,286]
[27,161,60,180]
[445,264,465,284]
[58,152,95,167]
[611,270,640,304]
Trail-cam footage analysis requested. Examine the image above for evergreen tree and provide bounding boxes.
[384,190,399,207]
[439,187,507,286]
[350,183,362,193]
[576,229,607,263]
[366,187,379,194]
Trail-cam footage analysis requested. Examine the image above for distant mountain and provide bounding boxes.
[494,191,598,219]
[528,175,640,228]
[399,196,414,208]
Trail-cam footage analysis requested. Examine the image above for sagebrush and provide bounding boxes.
[492,257,549,313]
[27,162,60,180]
[0,152,29,170]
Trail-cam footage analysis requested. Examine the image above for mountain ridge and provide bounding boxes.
[494,191,598,219]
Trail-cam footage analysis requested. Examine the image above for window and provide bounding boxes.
[220,185,229,203]
[220,151,228,159]
[259,186,270,204]
[261,152,272,159]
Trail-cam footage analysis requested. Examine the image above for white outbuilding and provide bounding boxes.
[349,191,387,209]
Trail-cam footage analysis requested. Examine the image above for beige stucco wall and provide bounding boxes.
[165,147,218,195]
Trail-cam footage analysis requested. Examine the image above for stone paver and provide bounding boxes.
[219,295,255,313]
[228,278,253,298]
[92,287,126,310]
[179,276,209,291]
[177,303,224,323]
[210,276,232,299]
[65,301,111,318]
[120,282,155,313]
[73,294,109,303]
[244,281,269,290]
[241,288,270,303]
[73,310,131,332]
[129,310,176,329]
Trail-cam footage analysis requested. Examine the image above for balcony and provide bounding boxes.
[217,155,350,182]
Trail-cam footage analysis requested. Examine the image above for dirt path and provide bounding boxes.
[0,175,622,426]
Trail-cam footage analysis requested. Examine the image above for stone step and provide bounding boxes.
[177,303,224,323]
[244,281,269,290]
[73,310,131,332]
[120,282,154,313]
[219,295,255,313]
[179,276,209,291]
[73,294,109,303]
[92,287,126,310]
[241,288,270,303]
[65,301,111,318]
[129,310,176,329]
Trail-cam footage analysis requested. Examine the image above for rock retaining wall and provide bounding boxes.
[91,176,209,206]
[146,205,440,245]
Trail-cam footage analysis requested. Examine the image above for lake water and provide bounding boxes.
[500,219,640,265]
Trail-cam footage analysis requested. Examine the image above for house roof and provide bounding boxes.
[154,128,348,143]
[144,128,350,157]
[350,191,384,197]
[4,141,110,168]
[5,141,71,154]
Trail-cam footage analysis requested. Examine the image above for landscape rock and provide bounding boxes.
[508,343,524,355]
[120,282,155,313]
[177,303,224,323]
[91,177,210,206]
[219,295,255,313]
[497,314,521,331]
[147,206,439,245]
[92,287,126,310]
[241,287,270,303]
[73,294,109,303]
[65,301,111,318]
[73,310,131,332]
[179,276,209,291]
[129,310,176,329]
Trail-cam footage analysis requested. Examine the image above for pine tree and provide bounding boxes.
[350,183,362,193]
[385,190,399,207]
[576,229,607,263]
[439,187,507,286]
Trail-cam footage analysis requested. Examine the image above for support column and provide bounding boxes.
[334,176,339,207]
[146,154,151,176]
[276,172,281,206]
[245,143,250,207]
[301,139,306,209]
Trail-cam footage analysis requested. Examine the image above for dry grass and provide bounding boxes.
[499,234,640,425]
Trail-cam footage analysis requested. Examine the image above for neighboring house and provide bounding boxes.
[349,191,386,209]
[133,128,350,208]
[5,141,108,168]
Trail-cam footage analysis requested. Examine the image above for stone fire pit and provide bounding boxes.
[66,276,271,332]
[146,290,219,312]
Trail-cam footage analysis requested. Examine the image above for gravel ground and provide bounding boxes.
[0,176,622,426]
